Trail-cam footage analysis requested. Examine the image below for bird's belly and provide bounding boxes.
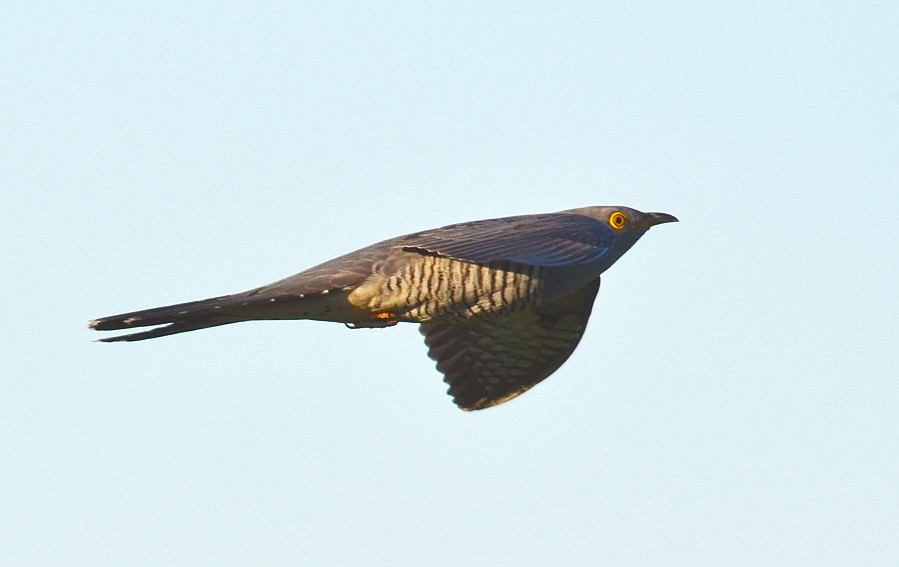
[349,255,545,323]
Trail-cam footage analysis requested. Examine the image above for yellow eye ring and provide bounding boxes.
[609,211,628,229]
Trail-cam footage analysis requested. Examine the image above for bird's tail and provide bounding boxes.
[88,293,260,342]
[89,281,364,342]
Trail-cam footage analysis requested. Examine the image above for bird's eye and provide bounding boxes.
[609,212,628,229]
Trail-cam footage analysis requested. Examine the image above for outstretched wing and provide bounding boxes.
[400,213,614,267]
[420,277,601,410]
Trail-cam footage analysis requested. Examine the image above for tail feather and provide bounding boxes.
[89,293,264,342]
[94,319,238,342]
[89,247,383,342]
[88,294,239,331]
[90,286,358,342]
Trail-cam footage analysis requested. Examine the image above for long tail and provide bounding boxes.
[88,293,261,342]
[89,246,386,342]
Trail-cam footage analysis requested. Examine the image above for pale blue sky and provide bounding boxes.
[2,2,897,565]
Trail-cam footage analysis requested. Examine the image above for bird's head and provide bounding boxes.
[561,205,678,271]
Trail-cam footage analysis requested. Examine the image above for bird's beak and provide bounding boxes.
[644,212,679,227]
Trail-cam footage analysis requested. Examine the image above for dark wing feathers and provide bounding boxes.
[420,278,601,410]
[400,213,614,267]
[246,242,396,298]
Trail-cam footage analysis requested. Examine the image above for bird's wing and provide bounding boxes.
[400,213,614,267]
[419,277,601,410]
[245,242,397,297]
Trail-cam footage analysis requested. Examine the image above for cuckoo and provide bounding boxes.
[90,206,677,410]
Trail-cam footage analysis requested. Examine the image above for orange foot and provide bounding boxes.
[345,312,399,329]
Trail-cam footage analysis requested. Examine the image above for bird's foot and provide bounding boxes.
[345,312,399,329]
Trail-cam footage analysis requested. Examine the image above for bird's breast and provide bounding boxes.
[348,253,545,322]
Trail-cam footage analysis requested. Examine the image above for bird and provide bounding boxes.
[90,206,677,410]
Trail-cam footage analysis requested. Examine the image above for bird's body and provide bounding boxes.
[90,206,677,410]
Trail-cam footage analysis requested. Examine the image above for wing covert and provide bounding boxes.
[400,213,614,267]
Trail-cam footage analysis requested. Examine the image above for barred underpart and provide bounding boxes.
[368,255,544,322]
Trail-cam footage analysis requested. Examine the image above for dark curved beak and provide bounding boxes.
[646,212,679,227]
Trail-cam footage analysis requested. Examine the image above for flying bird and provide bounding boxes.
[90,206,677,410]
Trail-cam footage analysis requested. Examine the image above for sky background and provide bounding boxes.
[2,2,897,565]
